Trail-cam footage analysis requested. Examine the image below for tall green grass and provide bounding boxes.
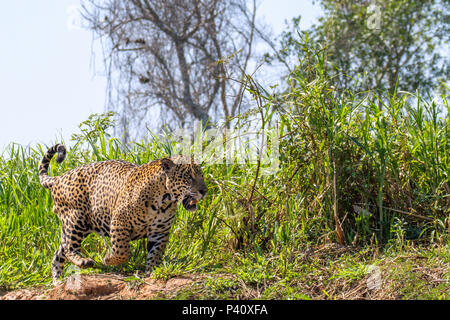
[0,43,448,291]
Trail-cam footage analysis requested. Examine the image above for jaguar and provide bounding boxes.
[38,144,207,284]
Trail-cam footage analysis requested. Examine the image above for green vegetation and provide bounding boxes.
[275,0,449,94]
[0,39,448,299]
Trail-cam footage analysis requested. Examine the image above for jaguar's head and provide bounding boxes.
[160,155,207,211]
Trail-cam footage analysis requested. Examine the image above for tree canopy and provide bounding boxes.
[274,0,449,94]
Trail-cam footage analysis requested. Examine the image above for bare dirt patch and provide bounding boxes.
[0,273,201,300]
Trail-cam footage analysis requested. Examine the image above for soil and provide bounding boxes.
[0,273,201,300]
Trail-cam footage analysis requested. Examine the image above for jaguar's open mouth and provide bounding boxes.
[182,196,198,211]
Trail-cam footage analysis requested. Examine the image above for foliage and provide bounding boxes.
[221,40,449,251]
[274,0,449,94]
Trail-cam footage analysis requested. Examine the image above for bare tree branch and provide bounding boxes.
[82,0,266,141]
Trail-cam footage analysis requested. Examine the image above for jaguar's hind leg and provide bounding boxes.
[60,210,95,269]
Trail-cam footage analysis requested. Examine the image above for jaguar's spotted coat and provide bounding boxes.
[39,144,207,284]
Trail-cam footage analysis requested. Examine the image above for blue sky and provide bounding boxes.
[0,1,321,150]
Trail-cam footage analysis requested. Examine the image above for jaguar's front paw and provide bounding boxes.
[79,258,95,269]
[103,253,129,266]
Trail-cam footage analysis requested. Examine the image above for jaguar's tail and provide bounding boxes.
[39,144,66,189]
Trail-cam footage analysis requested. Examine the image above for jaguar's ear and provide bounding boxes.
[161,158,175,174]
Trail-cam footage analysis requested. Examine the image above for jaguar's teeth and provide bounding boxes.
[189,199,198,206]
